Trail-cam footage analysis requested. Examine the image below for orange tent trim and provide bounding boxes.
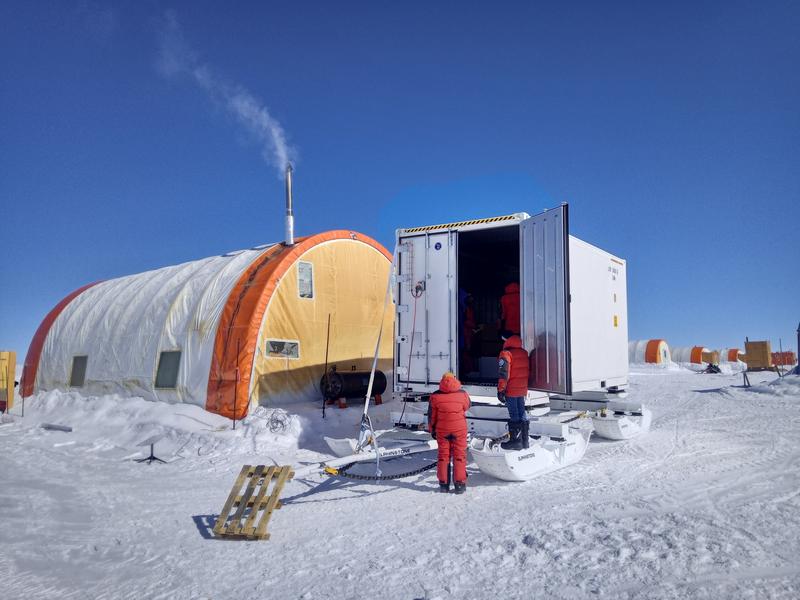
[20,282,102,397]
[690,346,704,364]
[205,231,392,420]
[644,339,665,363]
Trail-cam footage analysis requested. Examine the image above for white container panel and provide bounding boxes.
[568,236,628,391]
[424,232,456,382]
[396,235,428,383]
[395,232,455,386]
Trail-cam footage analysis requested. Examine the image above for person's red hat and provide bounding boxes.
[438,371,461,393]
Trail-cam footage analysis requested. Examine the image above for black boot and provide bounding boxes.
[439,481,450,493]
[520,420,530,449]
[453,481,466,494]
[501,421,523,450]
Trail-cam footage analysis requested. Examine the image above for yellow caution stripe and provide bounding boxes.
[400,214,520,234]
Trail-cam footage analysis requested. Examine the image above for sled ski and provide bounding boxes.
[324,436,359,458]
[325,429,433,458]
[548,394,651,441]
[469,421,592,482]
[590,406,652,440]
[295,436,438,479]
[322,422,592,483]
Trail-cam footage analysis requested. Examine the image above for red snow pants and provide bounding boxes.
[436,429,468,484]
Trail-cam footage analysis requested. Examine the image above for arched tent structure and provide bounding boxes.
[21,231,393,420]
[720,348,744,363]
[628,339,671,364]
[772,351,797,367]
[670,346,710,364]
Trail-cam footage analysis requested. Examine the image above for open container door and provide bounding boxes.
[396,231,457,385]
[520,203,572,395]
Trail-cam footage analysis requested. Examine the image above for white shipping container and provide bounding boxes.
[393,205,628,406]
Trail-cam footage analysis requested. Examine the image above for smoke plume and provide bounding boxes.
[156,11,296,176]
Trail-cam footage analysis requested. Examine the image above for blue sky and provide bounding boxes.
[2,1,799,359]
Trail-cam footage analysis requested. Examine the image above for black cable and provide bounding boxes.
[397,284,424,427]
[332,459,438,481]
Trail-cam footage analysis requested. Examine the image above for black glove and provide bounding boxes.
[430,428,437,439]
[497,391,506,404]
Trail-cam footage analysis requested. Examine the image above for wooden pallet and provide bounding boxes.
[213,465,294,541]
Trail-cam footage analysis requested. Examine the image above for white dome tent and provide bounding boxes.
[671,346,716,365]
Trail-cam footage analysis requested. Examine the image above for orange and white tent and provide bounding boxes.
[628,339,671,364]
[671,346,711,364]
[720,348,744,363]
[21,231,393,420]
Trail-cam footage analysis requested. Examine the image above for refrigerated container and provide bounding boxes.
[392,204,629,431]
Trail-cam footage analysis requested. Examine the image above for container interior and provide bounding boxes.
[457,224,520,385]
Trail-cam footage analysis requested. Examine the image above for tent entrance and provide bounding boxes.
[457,225,520,386]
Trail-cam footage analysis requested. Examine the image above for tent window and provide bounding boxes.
[155,351,181,389]
[298,261,314,299]
[69,356,88,387]
[266,339,300,359]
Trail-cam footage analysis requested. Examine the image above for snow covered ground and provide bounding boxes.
[1,367,799,599]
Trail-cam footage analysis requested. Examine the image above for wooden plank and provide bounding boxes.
[273,471,294,510]
[231,465,287,506]
[232,494,269,509]
[213,465,252,536]
[228,465,264,535]
[240,466,276,534]
[252,466,293,539]
[215,466,253,535]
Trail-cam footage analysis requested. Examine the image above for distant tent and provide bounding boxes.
[772,351,797,367]
[21,230,393,419]
[628,339,671,364]
[720,348,744,363]
[671,346,711,365]
[743,340,773,370]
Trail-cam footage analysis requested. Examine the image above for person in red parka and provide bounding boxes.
[428,372,471,494]
[500,282,521,336]
[497,335,530,450]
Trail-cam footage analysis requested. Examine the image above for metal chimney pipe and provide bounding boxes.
[284,163,294,246]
